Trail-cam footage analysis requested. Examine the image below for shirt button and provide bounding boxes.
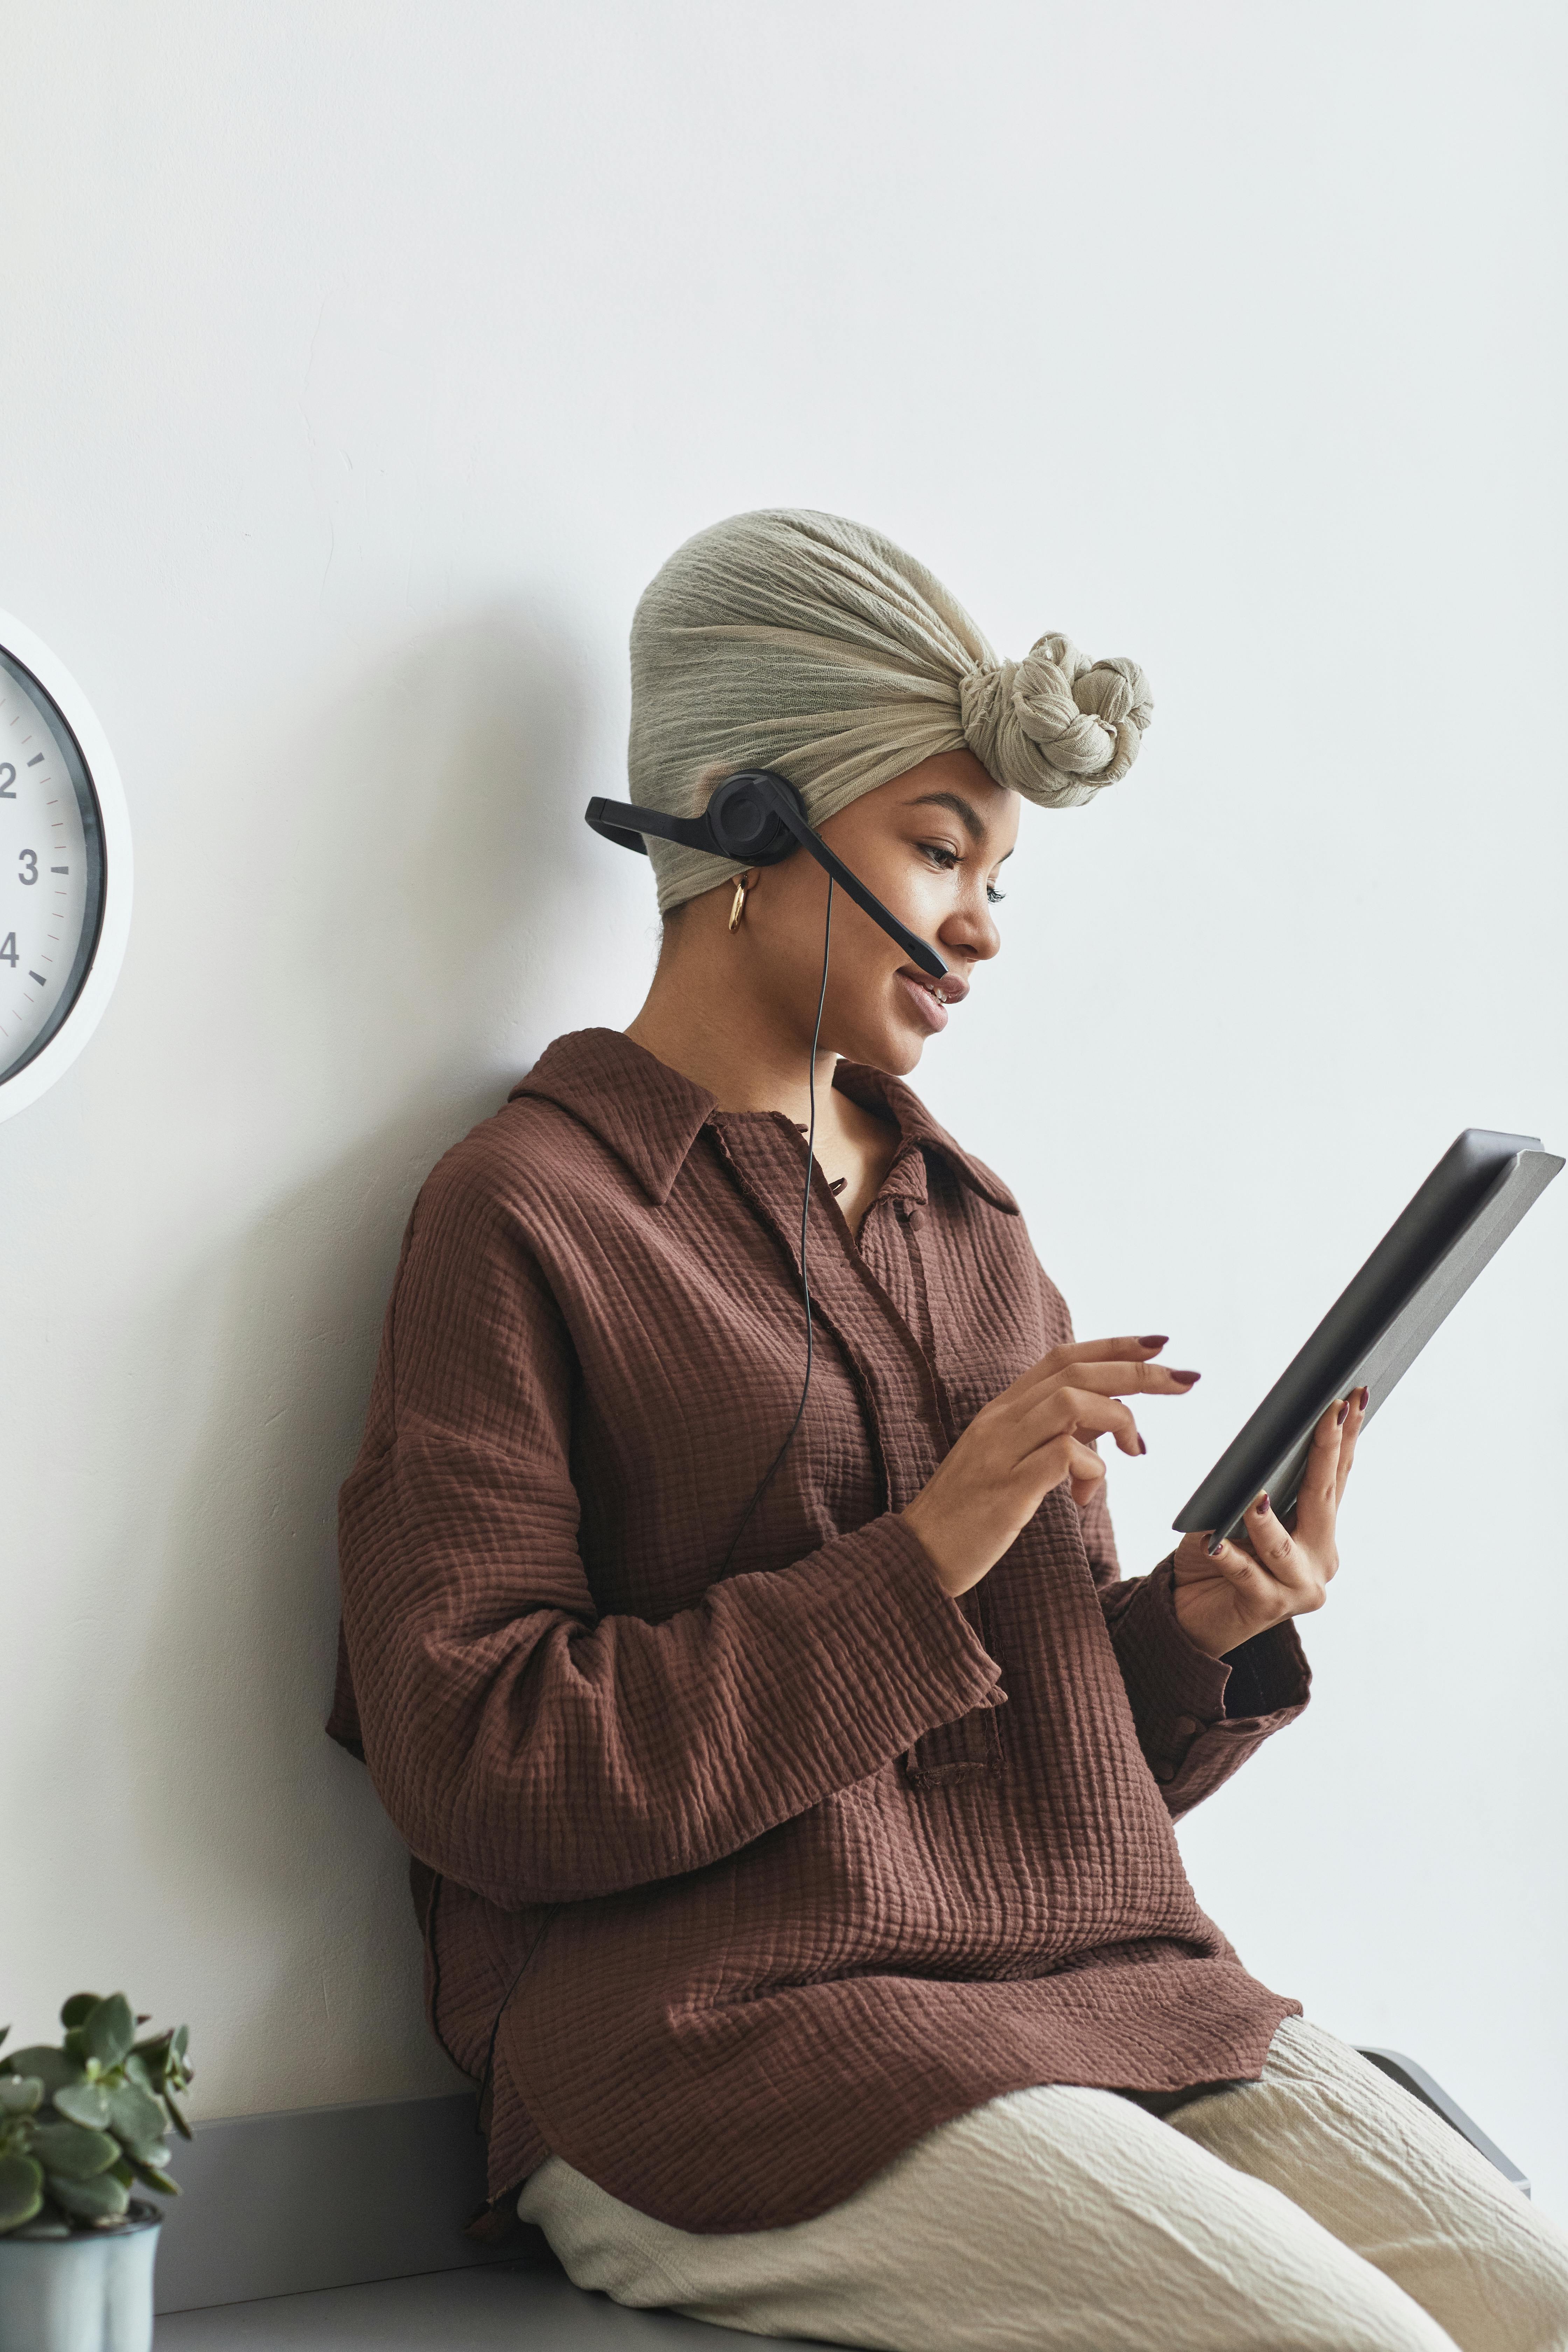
[1154,1762,1177,1783]
[1175,1715,1201,1737]
[904,1206,926,1231]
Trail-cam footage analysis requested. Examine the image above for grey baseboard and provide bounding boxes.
[153,2092,546,2316]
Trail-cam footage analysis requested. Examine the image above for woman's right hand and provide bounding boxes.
[900,1337,1200,1598]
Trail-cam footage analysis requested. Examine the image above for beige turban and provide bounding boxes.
[627,508,1153,913]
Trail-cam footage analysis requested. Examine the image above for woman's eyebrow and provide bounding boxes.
[908,790,987,843]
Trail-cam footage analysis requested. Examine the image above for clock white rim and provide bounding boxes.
[0,608,133,1123]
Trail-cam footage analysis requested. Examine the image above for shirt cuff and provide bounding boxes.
[1109,1555,1230,1738]
[1108,1556,1311,1788]
[850,1512,1008,1722]
[1218,1606,1312,1722]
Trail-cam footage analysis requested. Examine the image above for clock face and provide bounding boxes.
[0,614,130,1121]
[0,644,107,1087]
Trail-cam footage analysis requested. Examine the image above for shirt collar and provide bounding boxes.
[510,1030,716,1204]
[510,1028,1018,1215]
[832,1062,1018,1213]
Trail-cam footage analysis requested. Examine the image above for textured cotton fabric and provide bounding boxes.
[329,1027,1311,2234]
[628,509,1154,912]
[520,2016,1568,2352]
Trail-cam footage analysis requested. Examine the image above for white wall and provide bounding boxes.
[5,0,1565,2216]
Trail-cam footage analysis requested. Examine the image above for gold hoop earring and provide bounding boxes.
[728,873,752,933]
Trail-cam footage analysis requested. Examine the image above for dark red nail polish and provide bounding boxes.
[1139,1334,1168,1350]
[1256,1493,1270,1515]
[1359,1386,1370,1410]
[1170,1369,1201,1386]
[1137,1436,1148,1455]
[1337,1399,1350,1425]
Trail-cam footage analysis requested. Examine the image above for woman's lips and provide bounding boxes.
[895,967,968,1034]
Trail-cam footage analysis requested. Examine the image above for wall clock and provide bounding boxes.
[0,612,132,1122]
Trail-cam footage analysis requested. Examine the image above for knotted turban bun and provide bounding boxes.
[628,508,1153,913]
[959,638,1153,810]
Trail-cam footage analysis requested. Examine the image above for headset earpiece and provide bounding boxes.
[701,772,804,866]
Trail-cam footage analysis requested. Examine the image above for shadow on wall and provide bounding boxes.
[127,603,599,2111]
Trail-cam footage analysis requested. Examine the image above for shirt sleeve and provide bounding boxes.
[1098,1556,1311,1820]
[335,1155,1004,1911]
[1047,1263,1311,1819]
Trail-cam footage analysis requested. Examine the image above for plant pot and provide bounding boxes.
[0,2200,161,2352]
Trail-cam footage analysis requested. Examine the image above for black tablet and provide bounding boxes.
[1173,1129,1563,1551]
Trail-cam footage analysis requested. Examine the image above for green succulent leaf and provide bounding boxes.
[122,2053,154,2093]
[128,2156,180,2197]
[29,2123,119,2180]
[82,1997,135,2072]
[0,2153,44,2234]
[3,2048,86,2100]
[105,2080,167,2150]
[162,2091,192,2142]
[58,1995,100,2032]
[0,2077,43,2118]
[136,2026,193,2096]
[53,2081,113,2130]
[48,2169,130,2223]
[13,2199,72,2240]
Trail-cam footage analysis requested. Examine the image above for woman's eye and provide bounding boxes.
[917,840,1004,902]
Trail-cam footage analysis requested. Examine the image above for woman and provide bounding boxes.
[329,511,1568,2352]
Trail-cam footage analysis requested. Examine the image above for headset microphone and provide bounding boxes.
[584,770,947,979]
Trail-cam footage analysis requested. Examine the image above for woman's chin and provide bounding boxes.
[844,1019,928,1079]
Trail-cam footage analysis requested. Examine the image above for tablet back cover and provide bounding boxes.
[1173,1130,1562,1542]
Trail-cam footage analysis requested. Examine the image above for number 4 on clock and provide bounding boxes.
[0,933,18,968]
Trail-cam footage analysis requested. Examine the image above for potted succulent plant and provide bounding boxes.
[0,1993,192,2352]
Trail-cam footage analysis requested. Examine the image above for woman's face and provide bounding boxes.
[740,750,1018,1077]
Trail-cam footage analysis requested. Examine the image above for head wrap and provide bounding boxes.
[628,508,1153,913]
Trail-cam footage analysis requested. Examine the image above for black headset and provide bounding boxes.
[585,766,946,1569]
[584,770,946,979]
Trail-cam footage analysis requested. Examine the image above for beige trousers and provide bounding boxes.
[517,2017,1568,2352]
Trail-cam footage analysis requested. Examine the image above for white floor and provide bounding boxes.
[156,2262,807,2349]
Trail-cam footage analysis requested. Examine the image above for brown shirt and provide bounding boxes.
[329,1027,1310,2233]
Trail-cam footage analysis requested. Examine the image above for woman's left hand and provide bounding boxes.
[1171,1387,1368,1660]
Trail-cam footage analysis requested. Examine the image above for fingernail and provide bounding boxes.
[1359,1386,1370,1410]
[1337,1399,1350,1425]
[1256,1493,1271,1516]
[1139,1334,1169,1350]
[1170,1369,1201,1386]
[1137,1435,1148,1454]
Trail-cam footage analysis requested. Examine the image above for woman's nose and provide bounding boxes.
[939,892,1002,964]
